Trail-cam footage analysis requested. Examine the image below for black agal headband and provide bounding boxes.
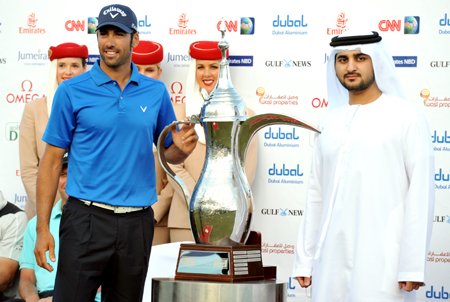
[330,31,382,47]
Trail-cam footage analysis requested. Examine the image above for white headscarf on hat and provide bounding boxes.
[185,58,207,144]
[326,30,409,109]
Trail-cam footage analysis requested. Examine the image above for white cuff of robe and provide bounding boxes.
[398,272,425,285]
[292,268,313,278]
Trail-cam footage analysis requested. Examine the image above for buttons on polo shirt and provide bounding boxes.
[120,97,123,99]
[113,82,117,85]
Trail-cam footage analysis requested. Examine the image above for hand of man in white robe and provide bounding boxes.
[398,281,423,292]
[296,276,312,288]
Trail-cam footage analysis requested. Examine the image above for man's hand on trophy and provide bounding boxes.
[170,117,198,156]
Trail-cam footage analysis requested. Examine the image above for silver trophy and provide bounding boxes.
[157,24,319,281]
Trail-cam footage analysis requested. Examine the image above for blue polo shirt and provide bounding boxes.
[43,61,175,207]
[19,200,101,301]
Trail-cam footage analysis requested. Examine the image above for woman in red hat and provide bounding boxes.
[19,43,88,220]
[132,40,163,80]
[131,40,181,246]
[166,41,258,242]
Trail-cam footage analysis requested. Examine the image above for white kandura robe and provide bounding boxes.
[293,94,435,302]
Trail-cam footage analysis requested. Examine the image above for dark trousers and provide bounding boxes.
[53,197,154,302]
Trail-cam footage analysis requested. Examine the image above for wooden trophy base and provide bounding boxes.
[174,232,275,282]
[175,243,264,282]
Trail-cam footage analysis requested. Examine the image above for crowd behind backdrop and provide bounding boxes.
[0,0,449,301]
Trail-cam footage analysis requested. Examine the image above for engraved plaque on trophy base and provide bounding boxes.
[175,244,264,282]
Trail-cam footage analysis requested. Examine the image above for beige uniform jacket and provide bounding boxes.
[151,103,187,244]
[166,104,258,233]
[19,97,60,220]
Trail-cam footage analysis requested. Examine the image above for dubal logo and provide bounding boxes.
[169,13,196,35]
[65,20,85,32]
[264,127,300,148]
[435,168,449,190]
[426,286,449,299]
[327,12,348,35]
[272,15,307,36]
[378,16,420,34]
[261,208,303,216]
[432,131,450,153]
[228,56,253,67]
[268,163,304,184]
[20,13,45,34]
[17,49,48,66]
[439,13,450,34]
[392,56,417,67]
[265,60,311,68]
[170,82,185,104]
[269,164,303,176]
[87,17,98,34]
[138,15,151,35]
[5,123,20,142]
[6,80,44,104]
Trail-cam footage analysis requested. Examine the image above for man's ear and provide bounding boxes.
[132,32,140,49]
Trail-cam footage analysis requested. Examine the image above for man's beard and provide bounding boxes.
[339,72,375,92]
[99,46,131,69]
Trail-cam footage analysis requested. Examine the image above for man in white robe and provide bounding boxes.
[292,31,435,302]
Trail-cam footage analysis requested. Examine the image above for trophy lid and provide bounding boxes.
[200,20,248,122]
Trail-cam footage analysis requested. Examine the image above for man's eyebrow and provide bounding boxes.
[354,53,369,57]
[336,54,348,60]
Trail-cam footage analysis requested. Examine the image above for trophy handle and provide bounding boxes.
[157,115,200,210]
[235,113,321,194]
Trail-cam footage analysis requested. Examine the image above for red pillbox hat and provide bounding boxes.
[48,43,88,61]
[132,41,164,65]
[189,41,228,60]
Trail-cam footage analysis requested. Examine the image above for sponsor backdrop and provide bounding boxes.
[0,0,449,301]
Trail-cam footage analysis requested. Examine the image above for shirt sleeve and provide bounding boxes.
[154,88,176,148]
[292,129,323,278]
[42,82,75,148]
[19,218,37,270]
[19,102,39,215]
[397,109,435,283]
[0,212,27,262]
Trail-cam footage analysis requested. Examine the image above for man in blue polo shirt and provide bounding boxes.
[34,4,198,302]
[19,152,101,302]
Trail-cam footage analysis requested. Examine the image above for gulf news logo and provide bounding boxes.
[378,16,420,34]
